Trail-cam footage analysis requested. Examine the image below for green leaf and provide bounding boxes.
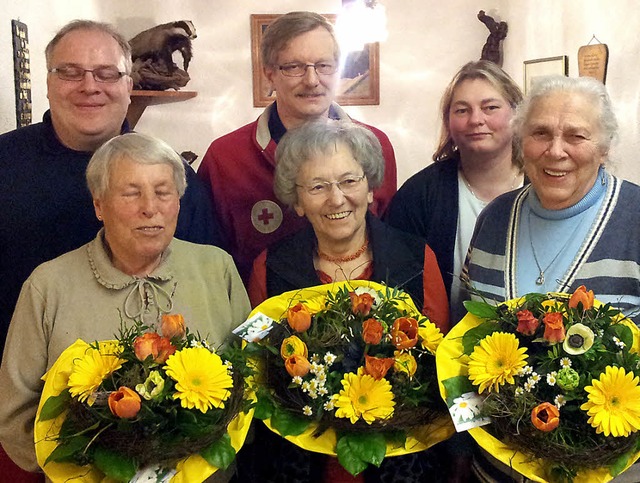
[607,324,633,351]
[38,389,71,421]
[442,376,476,405]
[200,433,236,470]
[44,435,91,465]
[270,406,310,436]
[461,322,499,355]
[253,392,275,420]
[609,449,632,477]
[336,432,386,476]
[92,446,137,483]
[463,300,498,319]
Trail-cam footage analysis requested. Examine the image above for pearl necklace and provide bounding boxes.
[317,239,369,264]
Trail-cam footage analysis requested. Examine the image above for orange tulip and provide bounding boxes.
[161,313,186,340]
[133,332,176,363]
[154,336,177,364]
[391,317,419,350]
[531,402,560,432]
[108,386,141,419]
[134,332,161,361]
[516,310,539,336]
[284,354,311,377]
[287,303,312,332]
[568,285,595,310]
[350,291,374,316]
[362,318,383,345]
[364,354,394,380]
[543,312,566,343]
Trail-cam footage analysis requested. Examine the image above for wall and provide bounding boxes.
[1,0,638,185]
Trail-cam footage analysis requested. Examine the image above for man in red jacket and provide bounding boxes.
[198,11,397,282]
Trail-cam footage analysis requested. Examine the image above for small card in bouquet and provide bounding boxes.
[447,391,491,432]
[233,312,275,342]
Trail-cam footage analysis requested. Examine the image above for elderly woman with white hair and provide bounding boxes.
[245,120,449,483]
[249,120,449,329]
[0,132,250,477]
[464,75,640,322]
[464,75,640,481]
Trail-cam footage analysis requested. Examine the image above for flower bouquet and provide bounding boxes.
[437,286,640,483]
[242,280,454,476]
[35,314,253,483]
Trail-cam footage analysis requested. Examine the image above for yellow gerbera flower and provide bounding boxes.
[68,343,124,403]
[468,332,528,394]
[164,347,233,413]
[581,366,640,437]
[418,320,443,354]
[333,368,395,424]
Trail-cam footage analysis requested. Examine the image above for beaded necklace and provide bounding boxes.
[317,239,369,264]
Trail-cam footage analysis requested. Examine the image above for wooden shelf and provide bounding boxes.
[126,90,197,128]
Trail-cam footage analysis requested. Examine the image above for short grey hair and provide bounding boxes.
[274,121,384,208]
[261,11,339,67]
[45,19,132,74]
[86,132,186,200]
[512,75,618,155]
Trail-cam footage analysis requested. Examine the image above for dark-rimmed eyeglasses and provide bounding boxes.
[48,65,127,83]
[278,62,338,77]
[296,175,366,196]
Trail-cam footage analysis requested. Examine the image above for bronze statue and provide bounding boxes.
[129,20,196,90]
[478,10,508,67]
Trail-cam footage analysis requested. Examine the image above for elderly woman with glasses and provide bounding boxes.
[248,120,449,329]
[245,120,449,482]
[0,133,250,478]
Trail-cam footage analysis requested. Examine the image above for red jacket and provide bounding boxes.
[198,103,397,282]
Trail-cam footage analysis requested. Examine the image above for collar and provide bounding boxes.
[262,101,349,145]
[41,109,131,155]
[86,230,175,321]
[528,165,608,220]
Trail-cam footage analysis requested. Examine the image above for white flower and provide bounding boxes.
[560,357,572,369]
[292,376,303,385]
[547,372,557,386]
[324,352,337,366]
[524,381,534,392]
[310,354,321,364]
[310,362,324,375]
[554,395,567,408]
[318,386,328,396]
[515,387,524,396]
[613,336,626,350]
[302,381,311,393]
[529,372,541,384]
[303,406,313,416]
[450,396,480,422]
[518,365,533,376]
[323,400,335,411]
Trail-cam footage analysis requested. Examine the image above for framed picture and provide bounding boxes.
[250,14,380,107]
[523,56,568,94]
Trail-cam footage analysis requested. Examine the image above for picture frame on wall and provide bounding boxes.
[523,56,568,94]
[250,14,380,108]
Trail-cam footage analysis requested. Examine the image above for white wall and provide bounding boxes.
[1,0,638,185]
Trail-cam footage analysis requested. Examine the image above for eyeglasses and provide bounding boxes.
[296,175,366,196]
[277,62,338,77]
[48,65,127,83]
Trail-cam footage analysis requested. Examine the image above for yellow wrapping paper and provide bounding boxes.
[250,280,455,457]
[436,297,640,483]
[35,339,253,483]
